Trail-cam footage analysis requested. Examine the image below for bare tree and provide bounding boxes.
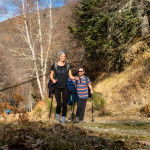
[7,0,58,100]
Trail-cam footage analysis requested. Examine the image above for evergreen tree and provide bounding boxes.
[69,0,150,71]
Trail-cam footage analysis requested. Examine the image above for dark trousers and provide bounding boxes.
[54,86,69,116]
[76,98,87,121]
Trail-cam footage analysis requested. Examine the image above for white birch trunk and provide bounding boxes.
[36,0,44,69]
[118,0,134,13]
[138,0,150,37]
[43,0,53,96]
[142,14,149,37]
[21,0,44,100]
[36,0,46,93]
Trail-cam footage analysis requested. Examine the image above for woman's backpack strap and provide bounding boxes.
[66,63,70,72]
[54,62,70,72]
[54,62,58,73]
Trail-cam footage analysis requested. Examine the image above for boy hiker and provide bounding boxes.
[74,67,93,123]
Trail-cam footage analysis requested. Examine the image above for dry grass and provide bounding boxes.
[94,51,150,116]
[27,98,101,122]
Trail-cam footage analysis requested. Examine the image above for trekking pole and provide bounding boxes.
[72,102,75,121]
[72,93,76,122]
[72,79,78,122]
[49,94,53,121]
[49,84,55,121]
[91,94,94,122]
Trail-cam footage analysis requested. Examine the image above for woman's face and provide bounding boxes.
[59,53,66,62]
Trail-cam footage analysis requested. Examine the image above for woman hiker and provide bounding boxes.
[50,50,78,124]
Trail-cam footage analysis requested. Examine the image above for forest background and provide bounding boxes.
[0,0,150,149]
[0,0,150,123]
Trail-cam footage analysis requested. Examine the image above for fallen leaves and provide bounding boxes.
[0,122,149,150]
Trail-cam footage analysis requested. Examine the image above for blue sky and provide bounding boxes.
[0,0,18,22]
[0,0,67,22]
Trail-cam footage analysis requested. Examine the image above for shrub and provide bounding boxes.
[44,98,56,114]
[92,92,105,111]
[33,107,42,119]
[140,104,150,117]
[44,98,52,111]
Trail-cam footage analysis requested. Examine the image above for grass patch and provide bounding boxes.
[84,121,150,139]
[33,107,43,119]
[44,98,56,113]
[88,91,111,116]
[89,122,150,130]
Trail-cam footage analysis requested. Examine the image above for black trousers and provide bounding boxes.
[54,86,69,116]
[76,98,87,121]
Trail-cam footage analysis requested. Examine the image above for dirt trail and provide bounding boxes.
[1,114,150,138]
[82,119,150,138]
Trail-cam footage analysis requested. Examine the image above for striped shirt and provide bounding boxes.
[73,76,91,99]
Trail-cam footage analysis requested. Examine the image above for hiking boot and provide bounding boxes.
[56,114,60,123]
[68,113,76,121]
[62,116,66,125]
[79,120,85,123]
[73,117,79,123]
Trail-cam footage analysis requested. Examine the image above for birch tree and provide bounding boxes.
[140,0,150,37]
[8,0,56,100]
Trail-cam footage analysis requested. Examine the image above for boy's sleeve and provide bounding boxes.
[87,77,91,86]
[72,79,76,85]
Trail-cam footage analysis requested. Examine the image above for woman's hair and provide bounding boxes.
[58,50,66,57]
[79,67,85,71]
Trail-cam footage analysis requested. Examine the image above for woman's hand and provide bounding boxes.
[52,79,57,83]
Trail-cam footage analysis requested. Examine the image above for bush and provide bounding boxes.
[44,98,56,113]
[88,92,109,116]
[140,104,150,117]
[92,92,105,111]
[33,107,42,119]
[45,98,52,111]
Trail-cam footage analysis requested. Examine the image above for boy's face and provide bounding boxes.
[78,68,85,76]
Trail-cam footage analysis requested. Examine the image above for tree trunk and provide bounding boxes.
[140,0,150,37]
[21,0,44,100]
[36,0,46,93]
[141,14,149,37]
[43,0,53,96]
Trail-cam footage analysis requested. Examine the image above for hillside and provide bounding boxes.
[0,1,150,117]
[94,36,150,116]
[1,1,150,149]
[0,3,83,104]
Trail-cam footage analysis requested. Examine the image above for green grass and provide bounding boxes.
[85,122,150,130]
